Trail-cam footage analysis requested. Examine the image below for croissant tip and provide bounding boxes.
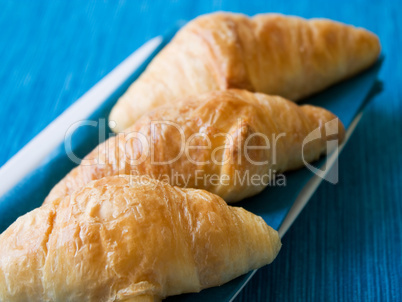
[109,102,134,133]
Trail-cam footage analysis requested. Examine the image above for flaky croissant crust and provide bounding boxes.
[45,89,345,205]
[0,176,281,301]
[109,12,380,131]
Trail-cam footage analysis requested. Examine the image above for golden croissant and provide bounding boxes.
[0,175,281,302]
[109,12,380,132]
[45,90,345,205]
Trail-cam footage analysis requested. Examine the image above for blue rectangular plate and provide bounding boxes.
[0,23,383,301]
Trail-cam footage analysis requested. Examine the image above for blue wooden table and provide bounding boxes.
[0,1,401,301]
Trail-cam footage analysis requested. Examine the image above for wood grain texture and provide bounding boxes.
[0,0,401,301]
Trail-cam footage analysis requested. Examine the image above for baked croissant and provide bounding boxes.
[45,89,345,205]
[109,12,380,132]
[0,175,281,302]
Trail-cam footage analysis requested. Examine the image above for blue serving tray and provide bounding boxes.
[0,23,382,301]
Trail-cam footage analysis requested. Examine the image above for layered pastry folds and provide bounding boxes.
[0,176,281,302]
[110,12,380,131]
[46,90,345,205]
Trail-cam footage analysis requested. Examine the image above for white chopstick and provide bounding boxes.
[0,36,163,198]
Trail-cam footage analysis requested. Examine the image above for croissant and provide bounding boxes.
[45,89,345,205]
[0,175,281,301]
[109,12,380,132]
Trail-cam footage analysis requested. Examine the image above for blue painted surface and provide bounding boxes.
[0,1,401,301]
